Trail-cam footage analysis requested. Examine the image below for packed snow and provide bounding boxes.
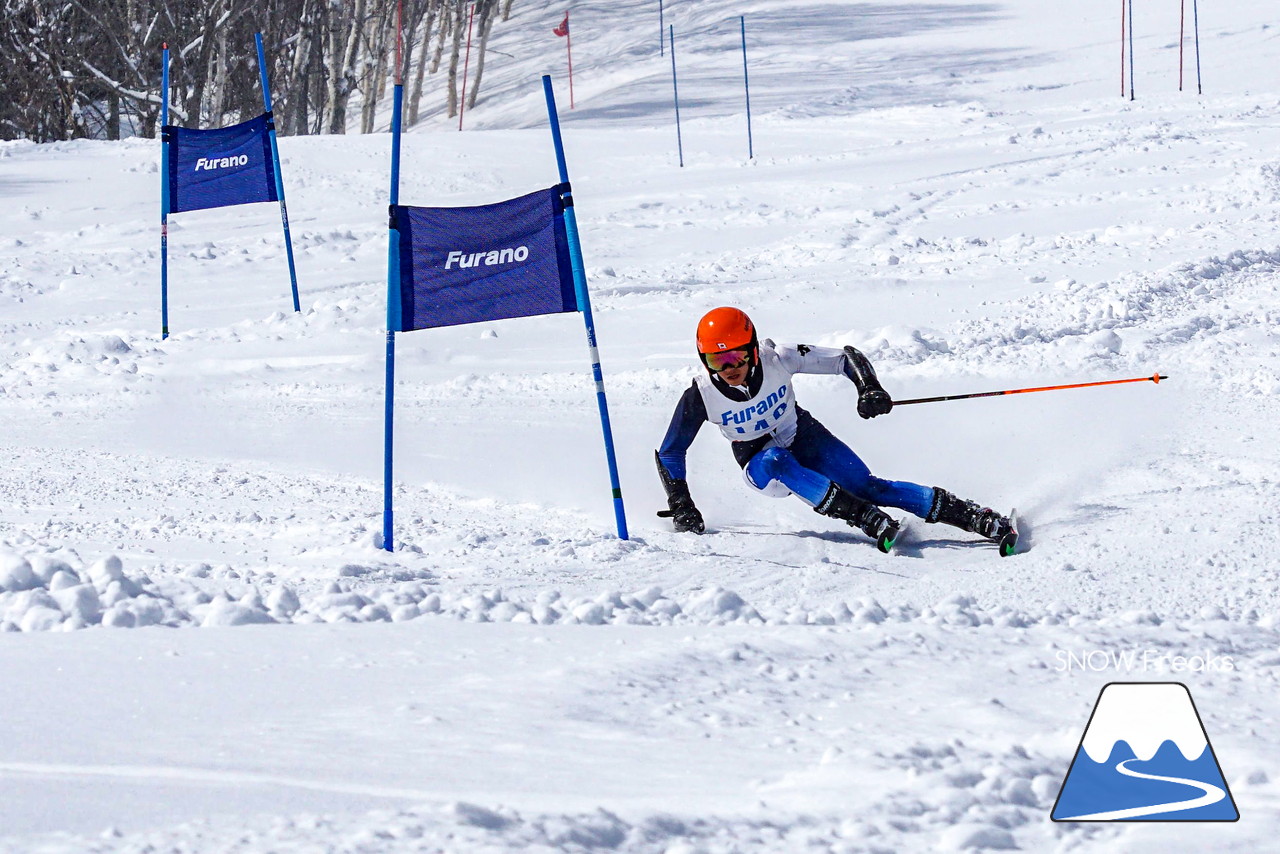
[3,0,1280,850]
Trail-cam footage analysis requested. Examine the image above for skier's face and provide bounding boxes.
[718,361,750,386]
[706,348,751,386]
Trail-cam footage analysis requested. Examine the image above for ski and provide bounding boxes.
[875,517,902,554]
[661,505,1007,557]
[997,509,1019,557]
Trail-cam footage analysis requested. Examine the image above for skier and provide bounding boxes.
[655,307,1016,554]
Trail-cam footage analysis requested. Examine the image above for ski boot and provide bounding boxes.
[815,484,900,553]
[927,488,1018,556]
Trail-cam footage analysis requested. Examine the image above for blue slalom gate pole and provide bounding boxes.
[1192,0,1202,95]
[669,26,684,167]
[542,75,629,541]
[383,78,405,553]
[160,44,170,340]
[1127,0,1135,101]
[255,33,301,313]
[741,16,754,160]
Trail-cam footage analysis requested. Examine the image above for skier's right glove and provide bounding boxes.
[655,451,706,534]
[664,496,705,534]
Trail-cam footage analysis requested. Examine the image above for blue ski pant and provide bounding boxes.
[743,413,935,518]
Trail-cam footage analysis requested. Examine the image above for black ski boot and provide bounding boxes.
[815,483,900,553]
[927,488,1018,556]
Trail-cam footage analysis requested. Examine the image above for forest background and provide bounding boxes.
[1,0,517,142]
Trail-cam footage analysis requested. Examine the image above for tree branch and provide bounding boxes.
[79,57,188,122]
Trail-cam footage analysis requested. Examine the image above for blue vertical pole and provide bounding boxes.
[383,79,405,552]
[542,75,629,541]
[1192,0,1202,95]
[160,45,170,340]
[741,16,754,160]
[669,26,683,168]
[1127,0,1135,101]
[255,33,301,313]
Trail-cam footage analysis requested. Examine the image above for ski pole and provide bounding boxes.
[895,373,1166,406]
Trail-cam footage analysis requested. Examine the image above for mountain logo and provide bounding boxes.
[1051,682,1239,821]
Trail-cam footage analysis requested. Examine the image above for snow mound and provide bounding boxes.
[5,547,1264,636]
[0,799,1040,853]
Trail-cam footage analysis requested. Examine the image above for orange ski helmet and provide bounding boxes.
[696,306,759,371]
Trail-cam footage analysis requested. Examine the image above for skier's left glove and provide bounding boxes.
[844,345,893,419]
[857,389,893,419]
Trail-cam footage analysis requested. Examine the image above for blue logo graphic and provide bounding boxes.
[1052,682,1238,821]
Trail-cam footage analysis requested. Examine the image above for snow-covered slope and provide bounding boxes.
[3,0,1280,850]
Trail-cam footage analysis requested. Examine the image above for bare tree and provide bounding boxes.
[443,0,465,119]
[0,0,514,140]
[466,0,497,110]
[1,1,77,140]
[402,0,436,125]
[358,0,394,133]
[278,2,317,134]
[428,0,451,74]
[322,0,365,134]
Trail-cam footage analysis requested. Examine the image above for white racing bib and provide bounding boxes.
[695,345,800,446]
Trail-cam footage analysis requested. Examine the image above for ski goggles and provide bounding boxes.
[703,347,752,372]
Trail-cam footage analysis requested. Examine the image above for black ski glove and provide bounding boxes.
[857,389,893,419]
[666,496,705,534]
[655,451,706,534]
[844,346,893,419]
